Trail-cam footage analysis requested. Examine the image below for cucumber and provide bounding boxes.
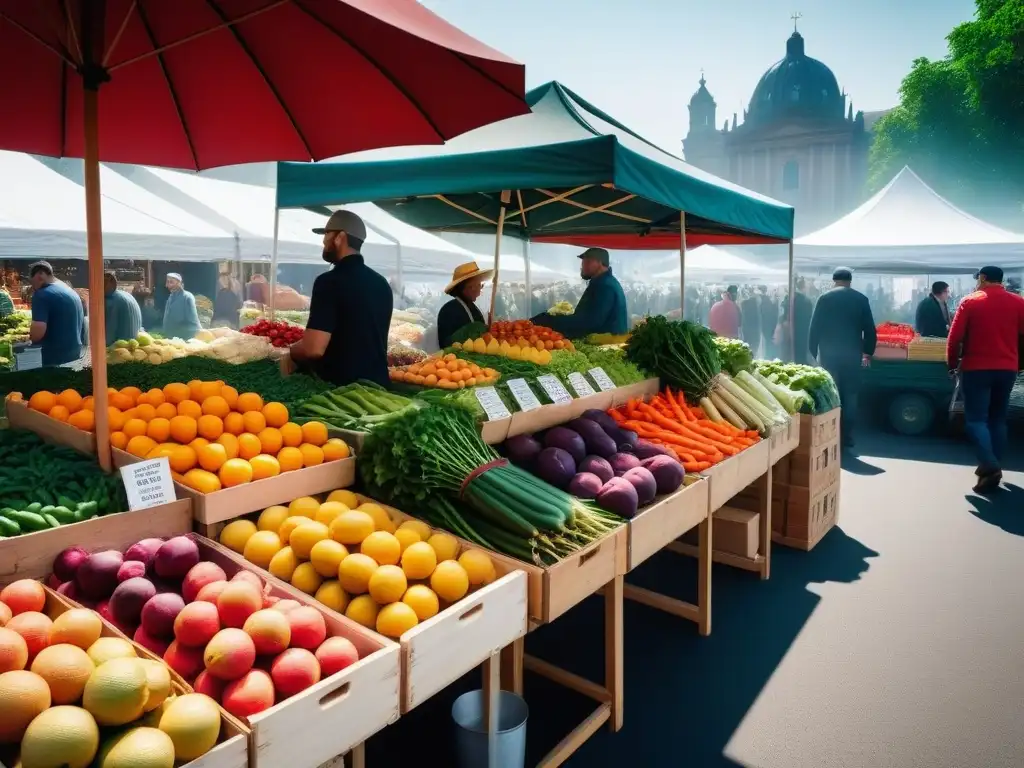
[5,510,47,533]
[26,502,42,514]
[42,513,61,529]
[39,505,56,516]
[49,506,77,524]
[0,516,21,537]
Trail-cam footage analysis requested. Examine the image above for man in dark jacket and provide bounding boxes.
[915,281,951,338]
[808,267,877,448]
[779,280,813,364]
[532,248,627,337]
[758,286,778,358]
[740,290,761,355]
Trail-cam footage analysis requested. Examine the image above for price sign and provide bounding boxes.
[506,378,542,412]
[475,387,511,421]
[537,374,573,404]
[120,457,176,511]
[567,372,596,398]
[589,367,617,392]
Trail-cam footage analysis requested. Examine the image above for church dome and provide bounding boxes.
[746,31,844,125]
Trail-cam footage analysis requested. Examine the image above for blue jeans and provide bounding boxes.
[961,370,1017,470]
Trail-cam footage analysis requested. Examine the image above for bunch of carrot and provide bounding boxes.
[608,386,760,472]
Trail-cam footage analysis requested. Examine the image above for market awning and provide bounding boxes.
[276,82,794,247]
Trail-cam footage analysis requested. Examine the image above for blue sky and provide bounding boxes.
[420,0,978,154]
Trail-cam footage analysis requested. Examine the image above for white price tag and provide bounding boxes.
[567,372,596,398]
[474,387,511,421]
[120,457,176,511]
[537,374,573,404]
[506,378,542,411]
[589,367,616,391]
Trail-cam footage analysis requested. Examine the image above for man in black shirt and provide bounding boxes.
[281,210,392,386]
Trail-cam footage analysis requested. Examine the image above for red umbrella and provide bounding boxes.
[0,0,527,469]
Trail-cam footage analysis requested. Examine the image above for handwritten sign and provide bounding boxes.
[506,378,542,412]
[537,374,573,404]
[475,387,511,421]
[567,372,596,398]
[588,367,616,392]
[120,458,176,511]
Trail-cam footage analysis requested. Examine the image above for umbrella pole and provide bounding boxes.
[787,240,795,360]
[679,211,687,317]
[522,239,532,316]
[269,207,280,321]
[487,191,511,326]
[83,86,111,472]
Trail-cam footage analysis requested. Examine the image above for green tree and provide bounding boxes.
[870,0,1024,220]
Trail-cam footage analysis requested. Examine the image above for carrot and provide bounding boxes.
[636,404,742,456]
[683,461,712,472]
[608,409,627,424]
[664,386,692,424]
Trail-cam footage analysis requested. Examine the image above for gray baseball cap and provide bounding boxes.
[578,247,610,266]
[312,209,367,240]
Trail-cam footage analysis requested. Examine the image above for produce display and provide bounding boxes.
[501,410,685,519]
[389,353,500,389]
[583,332,630,346]
[0,430,127,535]
[239,307,309,326]
[0,311,30,345]
[241,318,304,347]
[45,537,364,725]
[876,321,916,349]
[219,491,497,638]
[570,343,645,386]
[712,337,754,377]
[453,336,553,364]
[0,578,224,766]
[755,361,840,414]
[547,301,574,316]
[296,382,416,433]
[486,320,575,351]
[107,328,277,366]
[387,343,428,368]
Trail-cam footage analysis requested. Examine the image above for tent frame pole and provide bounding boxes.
[487,190,511,325]
[679,211,687,317]
[269,206,280,321]
[522,239,532,318]
[787,240,795,360]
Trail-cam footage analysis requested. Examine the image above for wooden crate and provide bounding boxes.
[609,378,661,406]
[195,537,401,768]
[699,438,771,512]
[479,417,511,445]
[6,398,96,455]
[503,390,615,441]
[0,499,193,584]
[768,418,800,463]
[112,448,356,525]
[787,439,841,494]
[772,477,840,551]
[626,476,709,570]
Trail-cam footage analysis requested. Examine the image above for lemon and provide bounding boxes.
[376,602,419,638]
[367,565,408,605]
[314,580,349,613]
[360,531,401,566]
[430,560,470,602]
[402,585,440,621]
[257,505,290,533]
[290,562,324,595]
[268,546,299,582]
[310,539,349,577]
[219,519,257,553]
[288,496,321,518]
[277,516,307,545]
[329,510,375,546]
[243,530,283,569]
[458,549,497,586]
[326,489,359,508]
[289,521,329,560]
[394,527,422,554]
[345,595,379,629]
[397,519,431,541]
[401,541,437,581]
[358,503,396,533]
[315,501,348,527]
[427,532,460,563]
[338,553,378,595]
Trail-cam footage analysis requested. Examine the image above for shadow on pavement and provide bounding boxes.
[841,449,885,476]
[967,482,1024,538]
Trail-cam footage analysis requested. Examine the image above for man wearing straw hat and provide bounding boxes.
[436,261,493,348]
[532,247,628,337]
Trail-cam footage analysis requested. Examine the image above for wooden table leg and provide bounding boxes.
[604,575,624,732]
[482,651,501,768]
[761,463,772,580]
[501,637,524,694]
[347,743,365,768]
[697,516,712,636]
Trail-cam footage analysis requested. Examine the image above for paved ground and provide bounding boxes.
[364,425,1024,768]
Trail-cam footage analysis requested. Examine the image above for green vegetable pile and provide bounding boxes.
[0,312,30,344]
[571,344,645,386]
[0,430,128,537]
[755,361,840,414]
[296,381,416,431]
[712,338,754,377]
[625,315,722,400]
[359,404,623,564]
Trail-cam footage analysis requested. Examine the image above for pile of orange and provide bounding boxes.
[26,382,350,493]
[389,353,499,390]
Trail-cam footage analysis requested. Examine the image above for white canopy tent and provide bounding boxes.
[652,244,787,282]
[795,166,1024,273]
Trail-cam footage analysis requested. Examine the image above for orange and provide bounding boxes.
[168,445,197,474]
[163,382,191,404]
[110,392,135,411]
[197,442,228,472]
[144,388,165,406]
[300,443,325,467]
[80,396,95,411]
[236,392,264,413]
[219,458,254,487]
[199,381,222,402]
[177,399,203,419]
[301,421,328,447]
[122,418,148,439]
[223,412,245,435]
[219,386,239,409]
[155,402,178,420]
[257,427,283,455]
[121,408,138,422]
[28,391,56,413]
[68,409,95,431]
[134,403,156,422]
[126,435,157,458]
[262,402,289,428]
[202,395,230,418]
[188,380,204,401]
[170,415,199,444]
[48,404,70,422]
[197,414,224,441]
[277,446,304,472]
[249,454,281,480]
[322,438,350,461]
[119,386,141,404]
[107,407,125,432]
[182,468,222,493]
[147,417,171,442]
[241,411,266,434]
[280,422,303,448]
[237,433,262,460]
[110,431,128,450]
[216,433,240,459]
[147,444,176,461]
[188,437,209,453]
[56,388,83,413]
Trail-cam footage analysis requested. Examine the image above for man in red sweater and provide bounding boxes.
[947,266,1024,492]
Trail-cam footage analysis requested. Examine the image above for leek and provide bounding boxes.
[710,391,746,431]
[700,396,723,424]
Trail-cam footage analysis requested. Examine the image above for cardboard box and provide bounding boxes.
[773,478,840,550]
[797,409,840,453]
[713,507,759,559]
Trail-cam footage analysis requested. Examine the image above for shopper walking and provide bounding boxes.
[708,285,742,339]
[740,289,761,355]
[808,267,877,448]
[947,266,1024,493]
[162,273,202,339]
